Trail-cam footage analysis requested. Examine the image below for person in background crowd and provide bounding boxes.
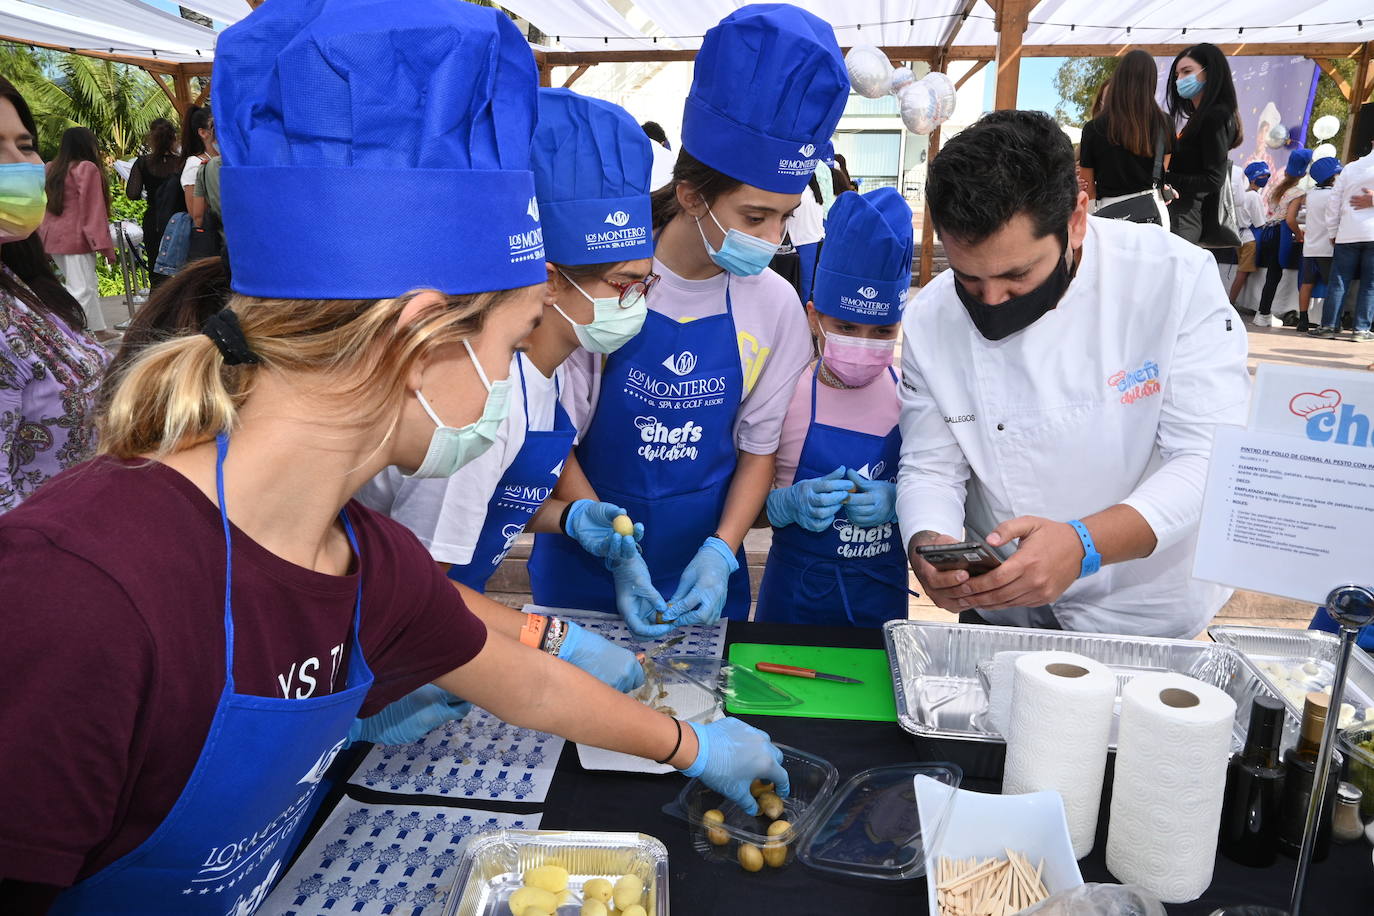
[191,114,223,256]
[754,188,912,627]
[1165,43,1243,245]
[529,5,849,626]
[0,78,106,514]
[38,127,115,340]
[1089,78,1109,120]
[1079,49,1174,229]
[1298,156,1342,335]
[642,119,675,190]
[1229,161,1270,309]
[831,151,858,195]
[0,4,788,912]
[789,172,825,302]
[1317,140,1374,341]
[124,117,183,288]
[1253,148,1312,328]
[898,110,1251,640]
[178,105,212,213]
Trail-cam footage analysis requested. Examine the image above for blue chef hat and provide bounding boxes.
[533,89,653,266]
[1310,156,1342,185]
[1285,148,1314,177]
[1243,161,1271,183]
[681,4,849,195]
[213,0,544,299]
[812,188,913,324]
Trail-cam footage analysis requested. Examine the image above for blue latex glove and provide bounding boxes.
[765,466,852,531]
[844,468,897,527]
[607,550,674,638]
[679,718,790,815]
[565,499,643,559]
[347,685,471,746]
[666,537,738,627]
[557,620,645,692]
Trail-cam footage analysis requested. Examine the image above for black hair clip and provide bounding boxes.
[201,308,261,366]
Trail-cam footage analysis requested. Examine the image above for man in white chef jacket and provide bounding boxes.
[896,110,1251,639]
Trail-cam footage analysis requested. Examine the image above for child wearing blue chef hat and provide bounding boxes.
[1254,147,1313,328]
[351,87,671,744]
[1228,161,1270,308]
[530,3,851,627]
[1299,156,1343,336]
[0,3,790,909]
[753,188,915,626]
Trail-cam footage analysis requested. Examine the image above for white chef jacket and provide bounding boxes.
[895,216,1251,638]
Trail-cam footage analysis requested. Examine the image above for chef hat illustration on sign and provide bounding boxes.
[1288,389,1342,418]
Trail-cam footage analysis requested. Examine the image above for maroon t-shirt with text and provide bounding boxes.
[0,457,486,897]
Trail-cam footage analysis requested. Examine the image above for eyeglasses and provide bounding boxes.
[604,272,660,308]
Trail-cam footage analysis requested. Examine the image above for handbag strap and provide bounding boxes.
[1151,127,1165,189]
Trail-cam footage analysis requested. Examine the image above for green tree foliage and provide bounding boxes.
[1305,59,1356,155]
[1053,57,1121,127]
[0,42,175,160]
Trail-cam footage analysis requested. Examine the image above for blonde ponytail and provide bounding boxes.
[97,263,513,460]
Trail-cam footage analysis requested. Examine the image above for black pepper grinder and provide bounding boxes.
[1219,695,1286,866]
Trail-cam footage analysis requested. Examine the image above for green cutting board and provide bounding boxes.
[726,644,897,722]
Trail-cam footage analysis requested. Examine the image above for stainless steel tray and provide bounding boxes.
[1208,625,1374,728]
[441,829,668,916]
[884,620,1292,752]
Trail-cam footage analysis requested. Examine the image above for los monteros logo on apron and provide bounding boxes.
[624,350,729,411]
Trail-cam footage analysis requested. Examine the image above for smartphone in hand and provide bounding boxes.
[914,530,1006,576]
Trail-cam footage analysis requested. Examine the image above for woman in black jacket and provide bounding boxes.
[1163,43,1243,244]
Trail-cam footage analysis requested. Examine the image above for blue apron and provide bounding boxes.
[52,434,374,915]
[448,354,576,592]
[529,285,750,618]
[754,365,907,627]
[1309,606,1374,651]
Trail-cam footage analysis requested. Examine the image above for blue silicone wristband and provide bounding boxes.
[1067,519,1101,578]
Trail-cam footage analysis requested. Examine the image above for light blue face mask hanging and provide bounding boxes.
[696,204,780,277]
[1176,71,1205,100]
[409,339,512,478]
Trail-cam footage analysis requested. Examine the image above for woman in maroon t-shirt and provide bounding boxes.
[0,3,787,912]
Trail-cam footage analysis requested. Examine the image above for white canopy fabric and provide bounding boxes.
[0,0,1372,65]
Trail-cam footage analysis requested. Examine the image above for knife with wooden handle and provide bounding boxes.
[754,661,864,684]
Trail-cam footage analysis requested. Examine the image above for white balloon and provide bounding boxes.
[922,71,958,122]
[845,44,893,99]
[1312,115,1341,141]
[898,81,939,135]
[1313,142,1337,161]
[1265,122,1289,148]
[889,66,917,94]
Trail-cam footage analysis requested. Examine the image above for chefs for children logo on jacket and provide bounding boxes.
[1108,359,1162,405]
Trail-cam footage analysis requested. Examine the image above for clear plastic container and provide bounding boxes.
[797,763,962,882]
[1338,722,1374,819]
[659,655,802,712]
[674,744,838,871]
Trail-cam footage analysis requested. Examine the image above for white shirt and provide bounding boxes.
[1238,187,1266,244]
[355,355,560,566]
[560,257,813,455]
[649,142,675,191]
[180,156,203,188]
[1302,186,1337,257]
[895,217,1251,638]
[788,188,825,247]
[1327,150,1374,245]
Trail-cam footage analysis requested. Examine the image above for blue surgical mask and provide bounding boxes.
[696,204,779,277]
[408,339,512,478]
[1176,71,1205,100]
[0,162,47,242]
[553,271,647,354]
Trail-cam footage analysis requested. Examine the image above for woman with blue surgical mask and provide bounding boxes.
[1164,42,1243,245]
[0,5,788,911]
[752,188,913,627]
[529,4,850,628]
[352,89,669,743]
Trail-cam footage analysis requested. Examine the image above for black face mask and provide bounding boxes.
[954,242,1074,341]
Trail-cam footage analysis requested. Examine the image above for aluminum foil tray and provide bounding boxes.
[1208,625,1374,728]
[441,830,669,916]
[884,620,1292,753]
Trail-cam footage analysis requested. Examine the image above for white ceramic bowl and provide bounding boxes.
[915,775,1084,914]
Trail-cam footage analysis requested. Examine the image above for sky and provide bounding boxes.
[986,57,1068,116]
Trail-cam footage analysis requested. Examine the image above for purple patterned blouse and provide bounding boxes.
[0,272,107,512]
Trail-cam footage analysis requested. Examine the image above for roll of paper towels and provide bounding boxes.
[1002,651,1116,858]
[1106,672,1236,903]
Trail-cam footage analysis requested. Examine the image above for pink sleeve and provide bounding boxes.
[772,366,814,489]
[74,162,113,258]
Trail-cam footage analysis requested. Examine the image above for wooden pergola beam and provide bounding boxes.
[993,0,1036,110]
[0,32,212,75]
[1314,58,1353,100]
[1348,42,1373,160]
[562,64,591,89]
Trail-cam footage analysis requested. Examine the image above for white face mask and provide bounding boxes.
[552,270,647,354]
[407,339,512,478]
